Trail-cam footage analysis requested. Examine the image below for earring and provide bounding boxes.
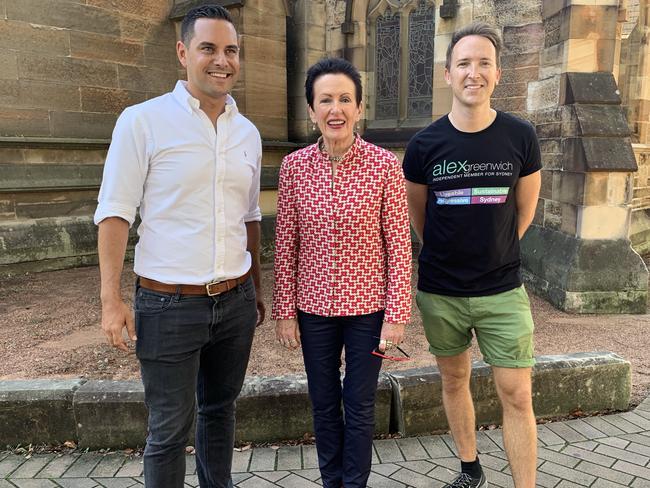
[312,122,317,131]
[355,122,360,132]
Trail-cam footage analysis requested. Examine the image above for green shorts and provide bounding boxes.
[416,285,535,368]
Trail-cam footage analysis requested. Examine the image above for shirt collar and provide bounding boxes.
[315,133,363,164]
[172,80,238,116]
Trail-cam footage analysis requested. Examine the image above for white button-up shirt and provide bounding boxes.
[94,81,262,285]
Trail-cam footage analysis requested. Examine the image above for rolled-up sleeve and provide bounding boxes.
[381,155,412,324]
[94,107,150,226]
[271,158,299,320]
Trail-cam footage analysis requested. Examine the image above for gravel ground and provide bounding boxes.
[1,260,649,405]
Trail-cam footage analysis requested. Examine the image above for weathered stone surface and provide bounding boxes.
[572,105,630,137]
[6,0,120,36]
[119,16,176,43]
[12,190,99,219]
[562,137,638,172]
[0,20,70,56]
[1,81,81,112]
[50,112,117,139]
[0,379,86,445]
[70,32,144,66]
[560,72,621,105]
[532,353,630,417]
[0,51,18,81]
[80,87,146,114]
[502,23,545,54]
[0,108,50,137]
[0,163,103,191]
[389,353,631,436]
[521,225,648,313]
[118,65,177,95]
[75,380,147,449]
[18,54,119,88]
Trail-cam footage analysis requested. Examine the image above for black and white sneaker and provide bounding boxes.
[444,471,487,488]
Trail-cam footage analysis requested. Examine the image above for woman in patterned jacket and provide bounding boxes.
[272,57,412,488]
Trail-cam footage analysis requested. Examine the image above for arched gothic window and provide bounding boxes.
[369,0,435,128]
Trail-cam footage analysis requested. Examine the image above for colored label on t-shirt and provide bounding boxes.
[435,187,508,204]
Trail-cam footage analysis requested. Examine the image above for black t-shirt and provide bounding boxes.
[403,111,542,297]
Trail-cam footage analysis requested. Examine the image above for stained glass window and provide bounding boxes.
[408,0,434,117]
[375,9,400,120]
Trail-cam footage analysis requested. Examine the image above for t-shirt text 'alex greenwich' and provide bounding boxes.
[431,159,514,177]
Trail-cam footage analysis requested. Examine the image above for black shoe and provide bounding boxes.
[444,471,487,488]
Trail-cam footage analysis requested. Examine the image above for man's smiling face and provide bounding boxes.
[177,18,240,104]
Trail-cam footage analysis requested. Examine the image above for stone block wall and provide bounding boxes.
[0,0,178,140]
[631,144,650,254]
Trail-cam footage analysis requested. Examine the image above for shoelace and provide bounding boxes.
[450,473,475,488]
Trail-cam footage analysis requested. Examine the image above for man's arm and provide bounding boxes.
[405,181,428,243]
[515,171,541,239]
[98,217,136,352]
[246,220,265,326]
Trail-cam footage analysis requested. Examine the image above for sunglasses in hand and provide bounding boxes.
[371,337,411,362]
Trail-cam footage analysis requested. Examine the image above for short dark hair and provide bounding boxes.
[445,21,502,70]
[181,5,234,44]
[305,58,363,110]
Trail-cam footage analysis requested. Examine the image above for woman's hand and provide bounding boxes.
[275,319,301,350]
[378,322,405,352]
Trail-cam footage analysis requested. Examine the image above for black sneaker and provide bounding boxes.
[444,471,487,488]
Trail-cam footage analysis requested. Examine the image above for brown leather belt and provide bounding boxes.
[139,270,251,297]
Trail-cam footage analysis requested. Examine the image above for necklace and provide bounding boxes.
[319,138,353,163]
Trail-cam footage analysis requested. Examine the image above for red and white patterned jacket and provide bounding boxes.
[272,136,412,324]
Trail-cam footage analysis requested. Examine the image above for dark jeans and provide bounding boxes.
[135,277,257,488]
[298,310,384,488]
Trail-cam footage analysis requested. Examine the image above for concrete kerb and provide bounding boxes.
[0,352,631,449]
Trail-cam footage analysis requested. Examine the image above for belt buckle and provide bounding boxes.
[205,281,223,297]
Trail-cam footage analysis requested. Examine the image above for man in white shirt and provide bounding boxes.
[94,5,264,487]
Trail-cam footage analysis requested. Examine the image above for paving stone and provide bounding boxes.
[238,475,278,488]
[440,434,459,455]
[571,440,599,451]
[9,454,54,478]
[594,444,649,466]
[113,458,142,477]
[36,454,79,484]
[54,479,99,488]
[534,469,562,488]
[373,440,404,463]
[482,466,515,488]
[611,459,650,480]
[372,463,400,477]
[599,437,631,449]
[185,455,196,475]
[256,471,289,482]
[574,460,634,485]
[10,480,59,488]
[476,431,501,453]
[290,469,320,482]
[590,479,631,488]
[621,433,650,447]
[93,479,135,488]
[0,481,16,488]
[619,412,650,430]
[426,465,457,484]
[62,454,103,478]
[0,454,26,477]
[371,445,379,465]
[300,445,318,470]
[563,419,608,440]
[546,421,588,443]
[248,448,276,472]
[231,449,251,473]
[625,441,650,457]
[232,472,253,485]
[389,467,436,488]
[537,447,580,468]
[366,470,406,487]
[476,453,508,471]
[276,447,301,471]
[417,436,454,459]
[276,473,321,487]
[538,460,596,485]
[395,460,433,475]
[89,455,126,477]
[395,438,428,461]
[601,415,644,434]
[561,445,616,467]
[582,417,626,437]
[536,424,565,446]
[484,429,505,450]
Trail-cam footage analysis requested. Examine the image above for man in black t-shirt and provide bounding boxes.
[403,22,541,488]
